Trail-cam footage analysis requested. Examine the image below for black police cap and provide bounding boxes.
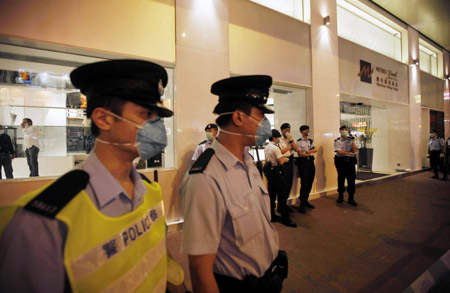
[280,123,291,130]
[271,129,282,138]
[205,123,218,131]
[300,125,309,131]
[340,125,348,130]
[211,75,274,114]
[70,59,173,117]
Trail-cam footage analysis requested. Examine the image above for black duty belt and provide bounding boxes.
[214,250,288,292]
[335,156,355,162]
[298,156,314,161]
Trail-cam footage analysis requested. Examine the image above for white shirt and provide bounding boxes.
[264,141,283,165]
[23,125,40,149]
[191,140,213,161]
[280,136,293,157]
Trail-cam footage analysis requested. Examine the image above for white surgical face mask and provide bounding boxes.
[217,111,272,146]
[206,132,215,141]
[340,130,348,136]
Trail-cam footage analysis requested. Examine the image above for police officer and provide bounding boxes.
[279,123,299,210]
[264,129,297,227]
[0,125,15,179]
[180,75,287,292]
[334,125,358,206]
[192,123,218,161]
[428,130,447,180]
[296,125,317,214]
[0,60,184,292]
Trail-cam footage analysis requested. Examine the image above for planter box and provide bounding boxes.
[358,148,373,172]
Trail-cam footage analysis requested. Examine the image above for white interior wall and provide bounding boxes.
[273,89,307,139]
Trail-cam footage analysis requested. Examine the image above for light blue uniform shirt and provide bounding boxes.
[180,139,279,280]
[0,152,146,292]
[428,137,445,151]
[334,137,356,157]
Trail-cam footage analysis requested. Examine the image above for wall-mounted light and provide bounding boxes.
[413,59,419,66]
[445,75,450,80]
[323,16,330,26]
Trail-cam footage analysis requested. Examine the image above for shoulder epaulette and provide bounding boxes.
[308,139,313,144]
[139,173,152,184]
[335,137,339,141]
[198,140,207,145]
[24,170,90,219]
[189,148,215,174]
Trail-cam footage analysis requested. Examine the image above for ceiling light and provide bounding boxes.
[413,59,419,66]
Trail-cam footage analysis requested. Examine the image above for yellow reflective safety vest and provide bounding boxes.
[0,170,183,292]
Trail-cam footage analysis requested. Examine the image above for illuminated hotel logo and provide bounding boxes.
[358,60,373,84]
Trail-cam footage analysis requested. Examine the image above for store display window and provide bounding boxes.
[0,43,175,179]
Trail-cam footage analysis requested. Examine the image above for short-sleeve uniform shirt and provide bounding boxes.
[334,137,355,157]
[192,140,213,161]
[180,140,279,280]
[279,137,293,157]
[428,137,445,151]
[296,137,315,153]
[264,141,283,165]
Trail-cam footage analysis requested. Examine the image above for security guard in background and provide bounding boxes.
[0,60,184,292]
[180,75,288,292]
[428,130,447,180]
[264,129,297,227]
[334,125,358,206]
[279,123,299,210]
[192,123,218,161]
[296,125,317,214]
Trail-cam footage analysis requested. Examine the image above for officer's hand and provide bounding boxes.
[285,157,290,162]
[440,153,445,158]
[166,281,189,293]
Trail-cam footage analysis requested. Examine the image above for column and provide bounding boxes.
[310,0,341,194]
[408,27,422,171]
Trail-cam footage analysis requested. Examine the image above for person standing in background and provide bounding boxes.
[21,118,39,177]
[279,123,299,211]
[428,130,447,181]
[264,129,296,227]
[0,125,15,179]
[192,123,218,161]
[296,125,317,214]
[334,125,358,206]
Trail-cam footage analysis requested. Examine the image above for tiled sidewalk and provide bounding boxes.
[168,171,450,292]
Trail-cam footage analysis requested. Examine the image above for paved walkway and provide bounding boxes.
[168,171,450,292]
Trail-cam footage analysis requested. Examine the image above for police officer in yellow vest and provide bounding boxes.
[0,60,184,292]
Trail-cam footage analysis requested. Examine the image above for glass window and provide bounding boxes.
[248,85,307,161]
[0,43,175,179]
[419,43,439,77]
[250,0,310,23]
[337,0,403,62]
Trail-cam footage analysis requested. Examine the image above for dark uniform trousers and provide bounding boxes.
[297,157,315,203]
[430,150,447,177]
[282,155,294,198]
[263,163,288,215]
[334,156,356,195]
[0,153,13,179]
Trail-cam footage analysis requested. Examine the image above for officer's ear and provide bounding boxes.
[231,111,245,127]
[91,107,115,133]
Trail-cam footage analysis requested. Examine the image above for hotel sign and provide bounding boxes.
[358,60,399,92]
